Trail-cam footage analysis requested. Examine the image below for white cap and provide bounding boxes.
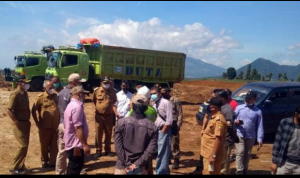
[137,86,151,99]
[68,73,86,83]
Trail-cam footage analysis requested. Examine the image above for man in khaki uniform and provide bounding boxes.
[32,80,60,168]
[201,97,227,175]
[7,76,31,175]
[161,88,183,170]
[93,77,117,158]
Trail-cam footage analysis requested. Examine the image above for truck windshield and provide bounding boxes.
[15,56,26,67]
[48,52,61,67]
[232,85,271,105]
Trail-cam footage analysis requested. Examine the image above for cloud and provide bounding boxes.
[65,17,101,28]
[77,17,241,67]
[240,59,253,66]
[5,2,37,14]
[288,43,300,50]
[280,60,299,66]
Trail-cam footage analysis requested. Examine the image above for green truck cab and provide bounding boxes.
[13,51,48,91]
[45,44,186,91]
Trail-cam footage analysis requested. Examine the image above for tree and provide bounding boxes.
[254,74,262,81]
[251,68,258,80]
[283,73,288,81]
[245,64,252,80]
[297,74,300,82]
[269,73,273,81]
[278,73,282,80]
[237,71,244,80]
[262,76,265,81]
[227,67,237,80]
[222,72,228,79]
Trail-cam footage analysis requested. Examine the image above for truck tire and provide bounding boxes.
[30,78,44,92]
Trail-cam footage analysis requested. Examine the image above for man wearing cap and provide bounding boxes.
[217,90,236,175]
[7,76,31,174]
[234,91,264,175]
[64,86,90,175]
[115,81,132,122]
[114,94,158,175]
[93,76,117,158]
[32,80,60,168]
[161,88,183,170]
[201,97,227,175]
[271,104,300,175]
[55,73,86,175]
[150,86,173,175]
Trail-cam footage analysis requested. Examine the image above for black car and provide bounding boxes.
[232,82,300,134]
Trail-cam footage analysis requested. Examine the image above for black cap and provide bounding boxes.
[218,90,228,99]
[208,97,223,107]
[246,91,257,99]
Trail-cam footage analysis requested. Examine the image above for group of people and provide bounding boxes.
[6,74,300,175]
[7,74,183,175]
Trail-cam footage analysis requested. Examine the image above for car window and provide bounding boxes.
[26,58,39,67]
[267,89,288,107]
[61,55,78,67]
[288,88,300,106]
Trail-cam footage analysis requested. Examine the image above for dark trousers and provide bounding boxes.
[196,155,204,171]
[66,148,84,175]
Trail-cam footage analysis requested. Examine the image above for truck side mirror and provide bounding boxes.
[14,56,16,61]
[264,100,272,107]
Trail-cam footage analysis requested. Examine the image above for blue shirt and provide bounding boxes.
[235,104,264,142]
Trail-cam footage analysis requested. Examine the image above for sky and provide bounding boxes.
[1,1,300,69]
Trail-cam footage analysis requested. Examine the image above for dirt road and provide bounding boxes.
[0,79,272,175]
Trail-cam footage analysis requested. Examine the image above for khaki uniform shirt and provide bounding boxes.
[201,111,227,159]
[7,89,30,121]
[93,87,117,115]
[32,91,60,129]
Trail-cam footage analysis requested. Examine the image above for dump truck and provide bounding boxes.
[11,51,48,91]
[45,43,186,91]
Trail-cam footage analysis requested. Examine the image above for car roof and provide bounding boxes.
[245,82,300,89]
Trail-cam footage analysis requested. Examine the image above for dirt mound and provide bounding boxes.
[0,75,12,91]
[174,80,245,104]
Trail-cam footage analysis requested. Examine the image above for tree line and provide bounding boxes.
[223,64,300,81]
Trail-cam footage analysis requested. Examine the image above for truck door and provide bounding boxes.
[260,89,289,134]
[60,54,79,85]
[25,57,40,79]
[287,88,300,117]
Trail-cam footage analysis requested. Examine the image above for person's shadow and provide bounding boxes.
[29,167,55,175]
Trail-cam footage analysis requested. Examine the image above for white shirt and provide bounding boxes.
[115,90,132,119]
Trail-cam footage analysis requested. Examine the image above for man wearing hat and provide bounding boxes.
[55,73,86,175]
[271,104,300,175]
[32,80,60,168]
[161,88,183,170]
[64,86,90,175]
[7,76,31,174]
[234,91,264,175]
[93,76,117,158]
[201,97,227,175]
[114,94,158,175]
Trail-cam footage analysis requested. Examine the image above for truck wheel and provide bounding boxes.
[30,78,44,92]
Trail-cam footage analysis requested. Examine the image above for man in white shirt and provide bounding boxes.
[115,81,132,121]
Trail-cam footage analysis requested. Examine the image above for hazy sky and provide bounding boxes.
[1,1,300,69]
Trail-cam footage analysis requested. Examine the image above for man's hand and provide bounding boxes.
[235,120,244,126]
[209,156,215,165]
[83,145,90,156]
[125,164,136,172]
[258,142,263,148]
[14,121,21,130]
[271,163,278,175]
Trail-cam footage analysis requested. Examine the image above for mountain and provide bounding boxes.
[185,57,226,78]
[236,58,300,80]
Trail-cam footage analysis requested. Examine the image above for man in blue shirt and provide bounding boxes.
[234,91,264,175]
